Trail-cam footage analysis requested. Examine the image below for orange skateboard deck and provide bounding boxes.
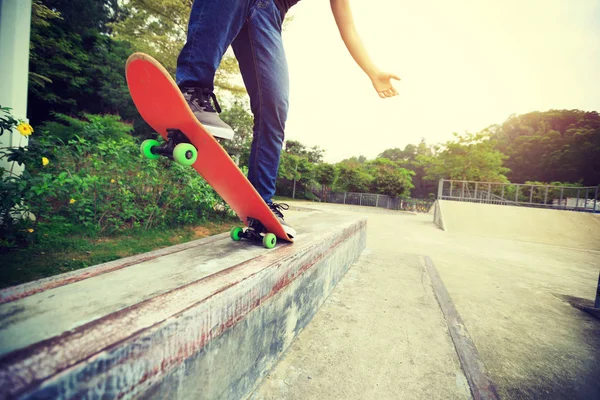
[125,52,293,247]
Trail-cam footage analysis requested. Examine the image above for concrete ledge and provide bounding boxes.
[0,212,366,399]
[433,200,446,231]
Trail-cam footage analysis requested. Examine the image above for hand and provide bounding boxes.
[371,71,400,98]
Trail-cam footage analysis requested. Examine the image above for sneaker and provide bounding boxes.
[268,202,296,238]
[181,87,235,140]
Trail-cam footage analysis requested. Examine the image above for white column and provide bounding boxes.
[0,0,33,177]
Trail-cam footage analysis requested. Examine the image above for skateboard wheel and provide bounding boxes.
[263,233,277,249]
[230,227,244,241]
[173,143,198,166]
[140,139,161,160]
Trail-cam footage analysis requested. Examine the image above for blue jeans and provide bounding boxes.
[176,0,289,204]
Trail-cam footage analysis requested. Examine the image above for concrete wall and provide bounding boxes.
[433,200,445,231]
[0,212,366,399]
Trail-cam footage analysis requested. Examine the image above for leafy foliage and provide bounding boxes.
[219,99,254,165]
[365,158,415,197]
[417,131,510,183]
[110,0,245,94]
[28,0,136,125]
[0,113,231,252]
[493,110,600,185]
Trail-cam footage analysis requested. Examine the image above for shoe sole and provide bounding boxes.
[283,225,296,238]
[205,124,235,140]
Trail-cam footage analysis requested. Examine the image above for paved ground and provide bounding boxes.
[253,202,600,400]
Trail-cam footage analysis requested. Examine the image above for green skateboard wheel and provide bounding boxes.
[263,233,277,249]
[140,139,161,160]
[173,143,198,166]
[230,227,244,241]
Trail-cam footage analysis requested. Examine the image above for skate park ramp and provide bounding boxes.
[434,200,600,251]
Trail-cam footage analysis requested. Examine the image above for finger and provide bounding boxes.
[377,91,385,98]
[391,87,399,96]
[390,74,401,81]
[385,88,394,97]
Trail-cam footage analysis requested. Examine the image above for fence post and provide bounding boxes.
[585,188,589,210]
[437,179,444,199]
[487,184,491,202]
[529,185,534,204]
[544,186,549,206]
[376,194,379,207]
[560,187,564,208]
[515,185,519,203]
[360,193,363,206]
[461,181,465,200]
[474,182,478,200]
[343,192,346,204]
[576,189,580,209]
[594,186,599,213]
[501,184,505,203]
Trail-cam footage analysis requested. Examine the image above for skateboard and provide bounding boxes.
[125,52,294,248]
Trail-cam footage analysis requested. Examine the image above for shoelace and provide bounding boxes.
[188,88,222,113]
[269,202,289,218]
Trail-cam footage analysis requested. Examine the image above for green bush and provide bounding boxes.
[0,111,232,252]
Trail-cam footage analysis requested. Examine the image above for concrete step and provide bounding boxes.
[0,211,366,400]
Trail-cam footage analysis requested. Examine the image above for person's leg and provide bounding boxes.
[176,0,252,139]
[231,0,295,236]
[177,0,251,89]
[231,2,288,202]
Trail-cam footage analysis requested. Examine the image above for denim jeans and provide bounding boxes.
[176,0,289,204]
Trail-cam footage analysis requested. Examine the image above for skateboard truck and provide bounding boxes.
[140,129,198,166]
[230,217,278,249]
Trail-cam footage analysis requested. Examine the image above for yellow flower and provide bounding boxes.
[69,199,76,204]
[27,228,34,233]
[42,157,49,166]
[16,122,34,136]
[110,179,115,183]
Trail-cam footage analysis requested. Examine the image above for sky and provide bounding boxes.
[278,0,600,163]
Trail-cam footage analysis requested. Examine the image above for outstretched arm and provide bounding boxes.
[330,0,400,98]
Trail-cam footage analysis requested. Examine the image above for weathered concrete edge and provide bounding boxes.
[0,232,229,304]
[423,256,499,400]
[3,217,366,399]
[433,200,447,231]
[141,221,367,400]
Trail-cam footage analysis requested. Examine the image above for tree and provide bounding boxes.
[284,140,324,163]
[315,163,336,188]
[110,0,245,94]
[28,0,135,125]
[314,163,336,198]
[379,140,434,197]
[366,158,415,197]
[418,131,510,183]
[334,164,372,193]
[219,99,254,166]
[493,110,600,185]
[276,151,316,199]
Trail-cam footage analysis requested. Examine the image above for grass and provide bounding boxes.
[0,219,239,289]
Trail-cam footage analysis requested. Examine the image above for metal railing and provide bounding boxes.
[437,179,600,212]
[319,191,434,213]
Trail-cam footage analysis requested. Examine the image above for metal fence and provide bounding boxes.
[437,179,600,212]
[320,191,434,213]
